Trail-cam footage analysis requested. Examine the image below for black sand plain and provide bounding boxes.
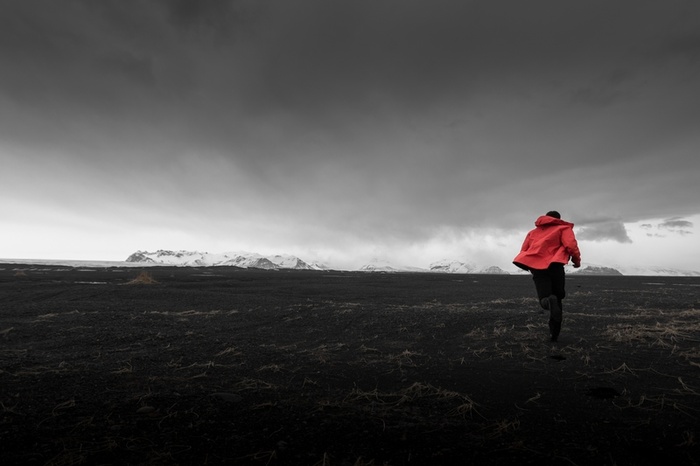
[1,264,699,465]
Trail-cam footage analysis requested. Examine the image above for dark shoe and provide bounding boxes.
[540,297,550,310]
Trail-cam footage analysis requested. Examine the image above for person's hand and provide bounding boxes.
[573,262,581,268]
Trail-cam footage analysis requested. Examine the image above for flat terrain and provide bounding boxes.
[1,265,699,465]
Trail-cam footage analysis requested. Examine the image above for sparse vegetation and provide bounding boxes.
[1,266,699,464]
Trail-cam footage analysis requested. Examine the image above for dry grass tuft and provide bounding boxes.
[345,382,482,418]
[481,417,521,438]
[126,271,158,285]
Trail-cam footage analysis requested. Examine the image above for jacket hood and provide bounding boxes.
[535,215,574,228]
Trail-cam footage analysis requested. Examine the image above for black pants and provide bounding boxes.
[531,263,566,309]
[531,263,566,339]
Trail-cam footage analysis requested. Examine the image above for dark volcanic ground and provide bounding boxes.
[1,264,699,465]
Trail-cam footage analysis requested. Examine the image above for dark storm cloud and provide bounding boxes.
[659,217,693,229]
[658,217,694,235]
[3,2,694,140]
[577,219,633,243]
[1,3,695,126]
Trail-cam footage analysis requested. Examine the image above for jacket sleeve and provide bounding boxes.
[562,227,581,266]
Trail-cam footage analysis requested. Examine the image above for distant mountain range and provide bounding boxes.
[566,264,700,277]
[125,252,513,274]
[125,250,326,271]
[2,250,697,276]
[602,265,700,277]
[123,250,700,276]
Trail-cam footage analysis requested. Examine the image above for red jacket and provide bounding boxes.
[513,215,581,271]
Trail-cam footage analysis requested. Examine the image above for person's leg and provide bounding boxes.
[531,266,564,341]
[549,263,566,309]
[547,263,565,341]
[531,269,552,310]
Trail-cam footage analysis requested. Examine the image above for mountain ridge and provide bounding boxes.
[125,250,324,271]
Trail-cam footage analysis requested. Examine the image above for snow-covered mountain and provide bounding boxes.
[359,259,427,273]
[567,265,623,276]
[429,259,477,274]
[429,259,509,274]
[125,250,326,270]
[479,265,510,274]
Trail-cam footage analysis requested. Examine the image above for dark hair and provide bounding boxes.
[546,211,561,219]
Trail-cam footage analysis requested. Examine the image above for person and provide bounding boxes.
[513,211,581,342]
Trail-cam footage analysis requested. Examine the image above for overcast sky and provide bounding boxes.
[2,0,699,271]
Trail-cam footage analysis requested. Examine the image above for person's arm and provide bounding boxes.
[562,228,581,267]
